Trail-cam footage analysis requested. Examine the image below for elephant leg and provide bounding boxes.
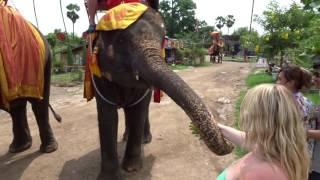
[9,101,32,153]
[31,100,58,153]
[96,99,122,180]
[123,95,152,144]
[143,116,152,144]
[122,93,151,172]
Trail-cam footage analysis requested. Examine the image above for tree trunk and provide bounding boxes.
[280,51,284,68]
[72,23,74,38]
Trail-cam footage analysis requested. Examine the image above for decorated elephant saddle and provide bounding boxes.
[83,2,163,103]
[0,4,45,108]
[96,2,148,31]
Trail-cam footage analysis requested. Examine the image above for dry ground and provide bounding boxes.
[0,61,252,180]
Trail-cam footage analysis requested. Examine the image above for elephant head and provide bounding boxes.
[95,8,233,156]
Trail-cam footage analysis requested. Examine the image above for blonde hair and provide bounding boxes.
[240,84,310,180]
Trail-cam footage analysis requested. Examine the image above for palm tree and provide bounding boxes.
[66,4,80,37]
[225,15,235,35]
[215,16,226,32]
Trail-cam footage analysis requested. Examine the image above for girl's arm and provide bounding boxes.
[307,129,320,140]
[218,123,248,149]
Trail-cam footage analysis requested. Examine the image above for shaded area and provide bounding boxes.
[0,151,42,180]
[59,142,155,180]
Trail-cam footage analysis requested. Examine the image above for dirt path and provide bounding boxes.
[0,61,252,180]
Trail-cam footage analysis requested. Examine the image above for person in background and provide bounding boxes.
[217,84,310,180]
[276,65,320,180]
[86,0,100,33]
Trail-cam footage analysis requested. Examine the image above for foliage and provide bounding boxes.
[66,4,80,37]
[176,48,184,62]
[215,16,225,31]
[297,15,320,65]
[176,24,215,49]
[245,72,274,88]
[169,64,189,70]
[159,0,197,37]
[225,15,236,34]
[51,70,83,84]
[46,29,86,68]
[52,60,64,74]
[306,91,320,105]
[232,27,259,52]
[301,0,320,11]
[255,1,315,66]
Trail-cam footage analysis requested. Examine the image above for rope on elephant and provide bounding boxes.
[91,75,151,107]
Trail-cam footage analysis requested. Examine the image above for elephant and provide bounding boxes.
[0,34,61,153]
[0,5,60,153]
[209,43,223,63]
[90,2,233,179]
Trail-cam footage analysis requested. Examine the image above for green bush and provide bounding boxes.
[176,49,184,63]
[52,60,64,74]
[245,72,274,88]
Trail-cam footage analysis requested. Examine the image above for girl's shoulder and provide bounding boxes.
[238,154,288,180]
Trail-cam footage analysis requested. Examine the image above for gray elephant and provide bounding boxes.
[88,2,233,179]
[0,4,59,153]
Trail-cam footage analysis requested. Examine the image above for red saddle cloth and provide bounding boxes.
[0,5,45,108]
[98,0,141,10]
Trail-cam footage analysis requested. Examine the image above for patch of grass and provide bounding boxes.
[305,91,320,105]
[194,62,211,67]
[245,72,274,88]
[189,123,200,137]
[233,91,248,157]
[51,71,83,84]
[168,64,190,71]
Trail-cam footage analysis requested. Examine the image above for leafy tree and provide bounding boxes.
[176,20,215,48]
[301,0,320,11]
[225,15,236,34]
[232,27,259,54]
[66,4,80,37]
[255,1,314,66]
[215,16,226,32]
[46,33,57,63]
[159,0,197,37]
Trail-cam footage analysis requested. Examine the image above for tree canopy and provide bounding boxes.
[66,4,80,37]
[159,0,197,37]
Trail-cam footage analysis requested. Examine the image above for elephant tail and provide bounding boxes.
[49,104,62,123]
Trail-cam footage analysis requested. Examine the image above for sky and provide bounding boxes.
[7,0,300,36]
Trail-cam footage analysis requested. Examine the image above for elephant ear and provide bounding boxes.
[148,0,159,11]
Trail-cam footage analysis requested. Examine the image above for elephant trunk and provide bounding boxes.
[134,39,233,155]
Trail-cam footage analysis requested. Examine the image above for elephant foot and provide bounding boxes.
[40,139,58,153]
[97,171,122,180]
[143,133,152,144]
[122,156,143,172]
[9,139,32,153]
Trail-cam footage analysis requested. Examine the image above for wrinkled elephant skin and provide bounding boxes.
[93,7,233,180]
